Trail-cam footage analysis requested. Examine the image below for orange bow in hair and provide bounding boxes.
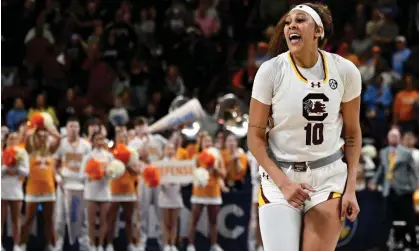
[85,158,105,180]
[2,147,17,168]
[142,165,160,187]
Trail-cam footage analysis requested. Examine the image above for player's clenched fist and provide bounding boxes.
[279,182,316,208]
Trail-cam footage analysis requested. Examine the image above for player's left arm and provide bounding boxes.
[340,58,363,194]
[342,97,362,193]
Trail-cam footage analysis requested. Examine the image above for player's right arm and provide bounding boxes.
[248,59,313,208]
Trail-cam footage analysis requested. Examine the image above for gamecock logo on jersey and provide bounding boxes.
[302,93,329,121]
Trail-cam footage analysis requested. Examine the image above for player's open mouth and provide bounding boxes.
[289,34,302,45]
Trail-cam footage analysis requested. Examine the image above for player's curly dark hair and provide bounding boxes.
[268,2,333,57]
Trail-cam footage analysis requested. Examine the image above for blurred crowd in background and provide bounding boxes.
[2,0,419,250]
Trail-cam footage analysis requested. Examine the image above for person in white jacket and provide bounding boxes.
[1,132,29,251]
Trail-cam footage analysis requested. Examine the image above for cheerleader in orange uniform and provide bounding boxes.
[187,134,226,251]
[80,131,114,251]
[1,132,29,251]
[172,131,198,161]
[221,133,247,190]
[21,126,61,251]
[159,142,184,251]
[107,128,141,251]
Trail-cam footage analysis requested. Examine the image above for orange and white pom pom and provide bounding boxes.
[142,165,160,187]
[106,159,126,178]
[2,146,26,168]
[28,112,54,130]
[112,144,139,167]
[361,145,377,159]
[112,144,131,163]
[85,158,105,180]
[2,147,17,168]
[193,167,210,187]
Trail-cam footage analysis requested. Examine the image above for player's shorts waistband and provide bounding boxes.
[267,147,344,172]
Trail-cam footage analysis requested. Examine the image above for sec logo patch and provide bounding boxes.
[329,79,338,90]
[337,218,358,248]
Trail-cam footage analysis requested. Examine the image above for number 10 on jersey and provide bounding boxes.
[304,123,324,145]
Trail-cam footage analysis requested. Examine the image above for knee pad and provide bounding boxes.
[259,204,302,251]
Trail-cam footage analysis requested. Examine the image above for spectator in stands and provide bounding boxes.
[57,88,81,125]
[369,128,419,250]
[104,9,137,65]
[134,6,157,49]
[6,98,27,131]
[392,36,411,76]
[83,43,116,108]
[341,23,357,43]
[392,74,419,133]
[24,14,55,45]
[373,10,399,61]
[363,74,393,148]
[351,29,373,56]
[164,65,186,97]
[112,62,130,96]
[108,96,130,127]
[359,45,387,83]
[41,44,69,105]
[102,31,119,69]
[25,20,53,83]
[194,0,220,38]
[366,8,384,38]
[28,93,59,126]
[351,3,367,36]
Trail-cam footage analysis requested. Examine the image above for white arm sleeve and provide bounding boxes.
[251,59,277,105]
[338,57,362,103]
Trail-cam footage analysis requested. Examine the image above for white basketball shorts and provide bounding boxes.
[258,159,347,213]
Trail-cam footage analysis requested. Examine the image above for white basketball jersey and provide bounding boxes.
[268,51,345,162]
[57,138,91,182]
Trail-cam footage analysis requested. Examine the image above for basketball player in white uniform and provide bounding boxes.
[248,3,362,251]
[129,117,167,250]
[55,118,91,251]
